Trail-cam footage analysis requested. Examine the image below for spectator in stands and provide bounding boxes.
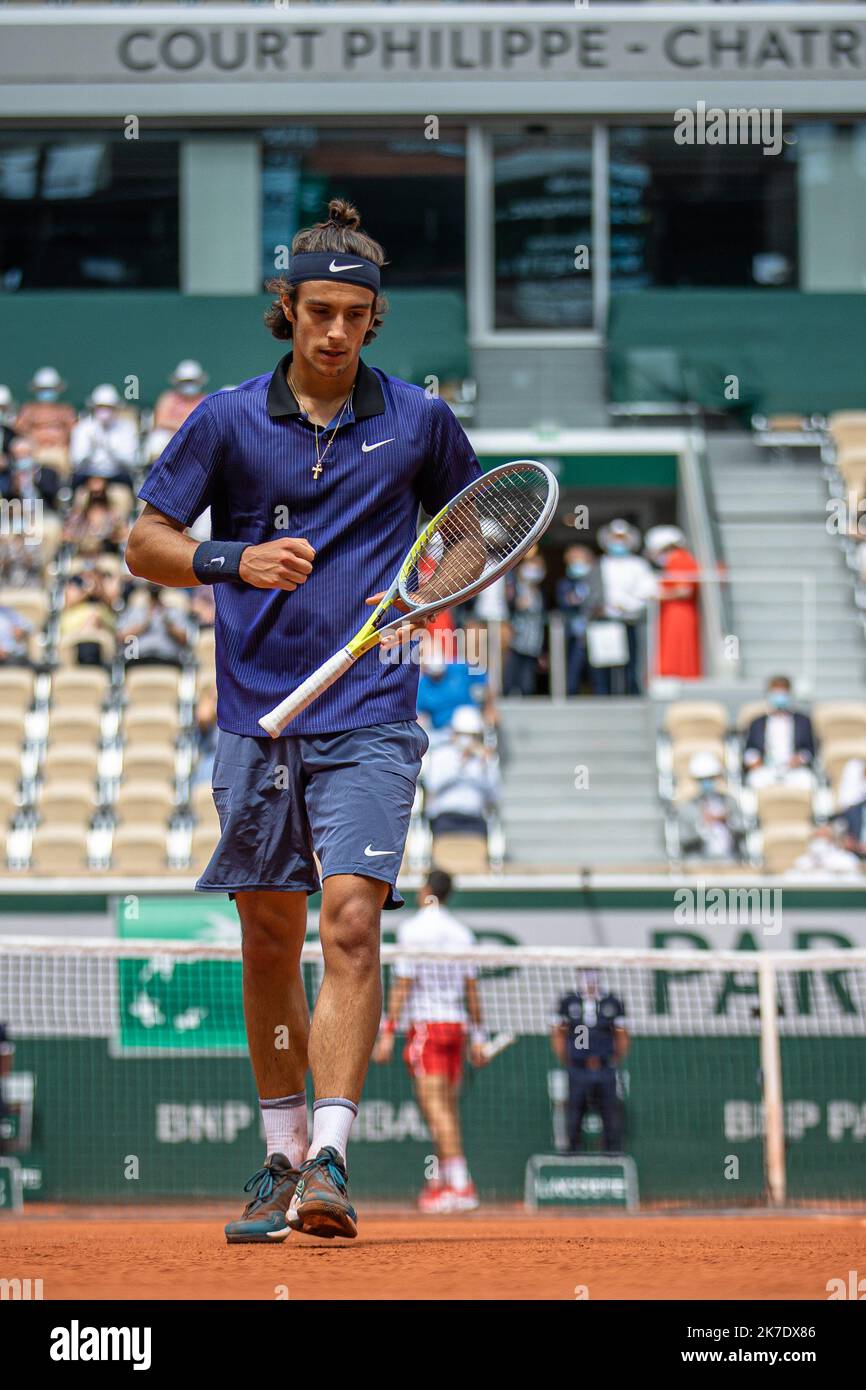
[70,384,138,491]
[145,360,209,463]
[0,385,16,462]
[644,525,702,680]
[503,545,547,696]
[192,685,219,787]
[190,583,216,630]
[551,969,628,1155]
[118,583,191,667]
[790,823,862,879]
[0,601,31,666]
[3,437,60,511]
[677,751,747,863]
[837,755,866,814]
[556,543,604,695]
[595,518,657,695]
[373,869,487,1213]
[63,479,127,558]
[835,798,866,861]
[743,677,816,790]
[58,572,116,667]
[13,367,76,464]
[417,650,493,735]
[422,704,500,843]
[0,532,42,589]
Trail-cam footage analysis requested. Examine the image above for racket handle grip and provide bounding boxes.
[258,646,357,737]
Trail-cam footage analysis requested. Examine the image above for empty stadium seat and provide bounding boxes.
[39,779,97,826]
[0,670,34,716]
[29,825,90,874]
[40,743,99,785]
[664,701,728,744]
[190,781,218,822]
[189,823,219,873]
[812,702,866,746]
[431,833,490,874]
[125,668,182,706]
[122,743,177,782]
[756,784,813,828]
[111,826,169,875]
[0,746,22,784]
[46,706,102,745]
[51,668,109,708]
[761,824,811,874]
[115,780,175,825]
[736,701,769,731]
[123,704,180,745]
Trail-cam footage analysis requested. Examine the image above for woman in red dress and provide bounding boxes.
[645,526,702,679]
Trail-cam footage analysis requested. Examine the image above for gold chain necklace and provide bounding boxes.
[288,373,354,480]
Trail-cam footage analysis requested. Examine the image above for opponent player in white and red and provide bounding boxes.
[373,869,487,1212]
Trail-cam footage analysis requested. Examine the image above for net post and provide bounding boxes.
[758,952,786,1208]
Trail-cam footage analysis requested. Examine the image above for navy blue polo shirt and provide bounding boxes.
[557,992,625,1066]
[138,352,482,736]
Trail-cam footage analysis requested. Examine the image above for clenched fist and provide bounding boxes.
[239,537,316,591]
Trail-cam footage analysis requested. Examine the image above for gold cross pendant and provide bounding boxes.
[312,462,323,480]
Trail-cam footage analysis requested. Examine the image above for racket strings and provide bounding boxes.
[403,467,550,606]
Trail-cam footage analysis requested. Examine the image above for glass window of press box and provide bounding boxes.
[0,132,180,292]
[609,122,866,294]
[260,127,466,290]
[492,128,594,330]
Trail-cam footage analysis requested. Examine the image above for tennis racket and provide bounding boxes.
[259,459,559,737]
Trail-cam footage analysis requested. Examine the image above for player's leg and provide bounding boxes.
[567,1068,589,1153]
[224,890,310,1243]
[438,1034,478,1210]
[413,1071,453,1210]
[287,871,387,1238]
[287,720,427,1237]
[599,1066,623,1153]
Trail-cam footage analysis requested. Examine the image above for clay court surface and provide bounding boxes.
[2,1211,863,1300]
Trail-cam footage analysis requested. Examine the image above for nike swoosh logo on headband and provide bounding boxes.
[329,260,365,273]
[361,438,396,453]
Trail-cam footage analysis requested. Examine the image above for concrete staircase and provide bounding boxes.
[708,436,866,697]
[497,697,666,867]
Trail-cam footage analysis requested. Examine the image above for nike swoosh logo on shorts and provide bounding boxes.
[330,260,365,273]
[361,439,396,453]
[364,844,396,857]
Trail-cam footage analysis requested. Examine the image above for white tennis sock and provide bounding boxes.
[260,1092,308,1169]
[308,1097,358,1163]
[442,1155,470,1189]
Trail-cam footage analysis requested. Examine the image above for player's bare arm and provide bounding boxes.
[372,975,413,1064]
[127,502,315,590]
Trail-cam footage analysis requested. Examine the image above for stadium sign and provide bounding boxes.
[1,6,865,116]
[525,1154,639,1209]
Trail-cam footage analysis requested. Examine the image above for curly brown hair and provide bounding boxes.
[264,197,389,343]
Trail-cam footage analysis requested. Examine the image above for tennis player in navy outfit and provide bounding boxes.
[126,199,482,1241]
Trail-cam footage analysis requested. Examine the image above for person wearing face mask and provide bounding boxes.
[145,360,209,464]
[677,751,747,863]
[595,519,658,696]
[70,384,138,491]
[644,525,702,680]
[503,545,547,696]
[743,676,816,791]
[417,652,492,739]
[13,367,76,465]
[556,543,605,695]
[421,704,501,844]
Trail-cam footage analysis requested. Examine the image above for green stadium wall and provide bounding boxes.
[608,290,866,418]
[0,291,469,408]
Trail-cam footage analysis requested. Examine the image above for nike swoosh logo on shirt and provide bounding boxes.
[329,260,365,273]
[361,438,396,453]
[364,844,396,857]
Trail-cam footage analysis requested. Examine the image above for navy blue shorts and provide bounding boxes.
[196,721,429,909]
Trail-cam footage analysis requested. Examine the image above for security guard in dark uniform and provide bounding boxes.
[551,972,628,1153]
